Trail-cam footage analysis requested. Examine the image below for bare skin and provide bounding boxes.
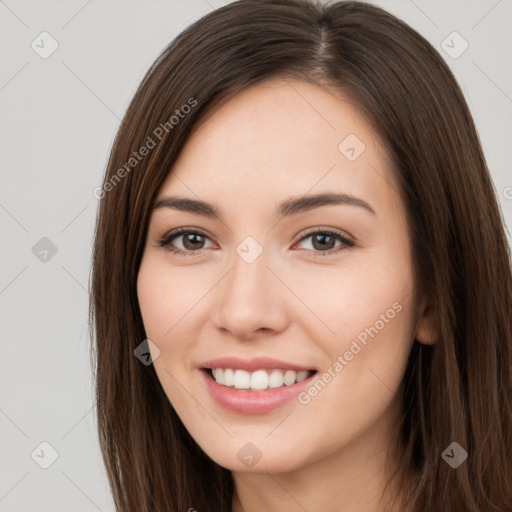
[137,77,436,512]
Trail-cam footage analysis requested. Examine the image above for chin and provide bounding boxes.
[193,435,314,474]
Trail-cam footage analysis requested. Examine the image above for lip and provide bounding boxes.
[201,356,315,373]
[200,366,317,414]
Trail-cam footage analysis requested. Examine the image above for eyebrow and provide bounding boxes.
[153,192,376,219]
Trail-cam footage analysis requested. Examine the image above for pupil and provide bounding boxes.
[185,233,203,249]
[314,234,333,250]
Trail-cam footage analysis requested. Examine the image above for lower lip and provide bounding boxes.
[200,369,316,414]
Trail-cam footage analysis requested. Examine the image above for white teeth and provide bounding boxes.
[223,368,234,386]
[268,369,284,388]
[210,367,313,390]
[233,369,250,389]
[250,370,269,390]
[296,370,309,382]
[283,370,296,385]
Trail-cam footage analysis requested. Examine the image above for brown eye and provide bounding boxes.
[295,229,354,256]
[180,232,206,250]
[158,229,214,257]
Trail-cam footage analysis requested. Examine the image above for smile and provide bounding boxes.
[200,357,318,414]
[209,368,314,391]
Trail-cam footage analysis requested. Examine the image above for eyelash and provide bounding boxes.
[157,227,355,258]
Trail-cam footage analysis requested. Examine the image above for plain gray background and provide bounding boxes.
[1,0,511,510]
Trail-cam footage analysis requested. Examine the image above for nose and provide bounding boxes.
[211,248,289,341]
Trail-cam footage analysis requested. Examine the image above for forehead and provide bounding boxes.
[156,78,400,219]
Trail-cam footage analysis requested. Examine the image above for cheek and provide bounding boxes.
[137,258,198,406]
[137,260,166,339]
[137,256,201,342]
[288,254,413,351]
[289,249,415,414]
[294,282,413,457]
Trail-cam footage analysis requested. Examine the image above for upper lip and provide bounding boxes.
[201,356,316,373]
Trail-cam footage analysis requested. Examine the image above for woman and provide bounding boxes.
[89,0,512,510]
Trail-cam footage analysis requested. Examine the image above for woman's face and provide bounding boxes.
[137,78,426,473]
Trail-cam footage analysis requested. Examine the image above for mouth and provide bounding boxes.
[199,358,318,414]
[203,367,317,392]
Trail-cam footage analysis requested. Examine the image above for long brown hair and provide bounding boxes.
[89,1,512,510]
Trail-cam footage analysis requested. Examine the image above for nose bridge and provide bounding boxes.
[224,231,273,291]
[225,239,273,306]
[212,237,288,338]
